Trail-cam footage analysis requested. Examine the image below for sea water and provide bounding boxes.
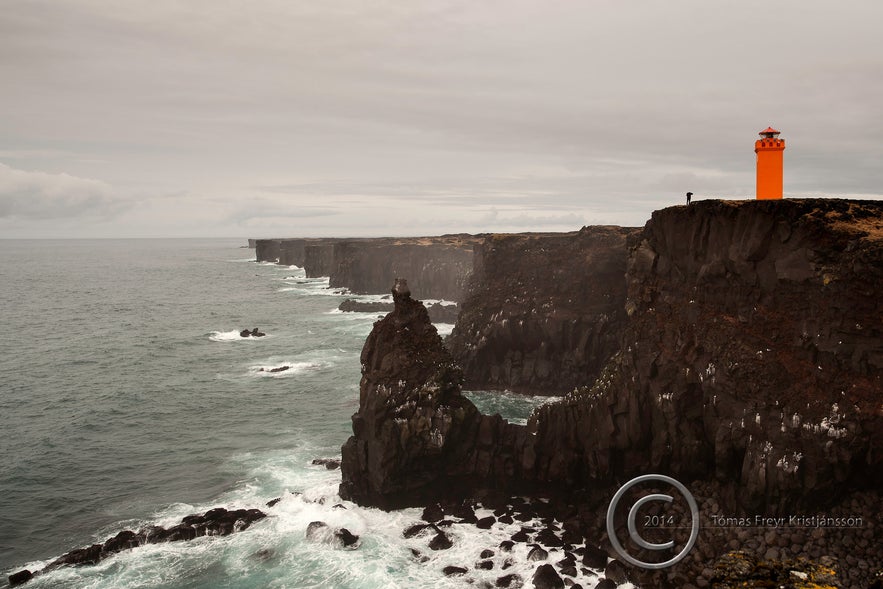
[0,239,596,589]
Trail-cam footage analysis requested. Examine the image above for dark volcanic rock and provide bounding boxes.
[429,531,453,550]
[603,559,628,584]
[710,550,841,588]
[403,523,434,538]
[495,573,523,588]
[339,279,527,507]
[525,199,883,512]
[306,522,360,548]
[304,243,336,277]
[476,515,496,529]
[581,544,608,569]
[531,563,564,589]
[9,507,266,584]
[335,528,360,547]
[311,458,341,469]
[240,328,266,338]
[447,226,638,394]
[422,503,445,522]
[338,299,460,324]
[329,237,478,301]
[527,545,548,561]
[443,565,468,576]
[8,570,33,586]
[336,199,882,567]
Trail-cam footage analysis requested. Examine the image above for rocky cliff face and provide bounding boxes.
[343,200,882,516]
[340,280,526,508]
[303,243,336,277]
[253,236,478,302]
[447,227,637,394]
[329,236,479,301]
[526,199,882,512]
[278,239,306,266]
[255,239,283,263]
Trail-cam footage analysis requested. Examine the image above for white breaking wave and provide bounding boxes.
[209,330,271,342]
[247,361,324,378]
[435,323,455,336]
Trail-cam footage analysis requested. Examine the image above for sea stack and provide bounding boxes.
[339,279,482,507]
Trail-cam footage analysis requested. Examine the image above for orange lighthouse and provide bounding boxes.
[755,127,785,200]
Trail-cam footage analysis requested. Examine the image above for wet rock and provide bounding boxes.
[240,328,266,337]
[403,523,434,538]
[476,560,494,570]
[8,570,33,586]
[594,580,616,589]
[429,531,453,550]
[496,573,523,588]
[531,563,564,589]
[260,365,289,373]
[499,540,515,552]
[9,506,266,584]
[603,560,628,584]
[527,545,549,561]
[535,528,563,547]
[476,516,496,529]
[582,544,608,569]
[481,549,495,558]
[335,528,360,548]
[511,530,531,542]
[311,458,341,470]
[422,503,445,523]
[443,565,468,576]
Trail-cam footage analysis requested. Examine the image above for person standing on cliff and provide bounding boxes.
[686,192,693,205]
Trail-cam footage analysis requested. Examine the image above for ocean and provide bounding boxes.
[0,239,570,589]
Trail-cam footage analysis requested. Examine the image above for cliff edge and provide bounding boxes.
[343,199,882,514]
[527,199,882,511]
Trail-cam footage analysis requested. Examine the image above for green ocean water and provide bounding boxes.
[0,239,571,589]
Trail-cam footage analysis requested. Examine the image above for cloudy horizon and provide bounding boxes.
[2,0,882,239]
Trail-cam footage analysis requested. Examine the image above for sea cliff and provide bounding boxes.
[252,236,480,302]
[339,199,883,587]
[447,226,638,394]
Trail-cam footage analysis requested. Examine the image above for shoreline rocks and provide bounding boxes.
[8,507,267,586]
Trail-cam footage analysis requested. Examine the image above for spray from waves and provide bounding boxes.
[11,441,624,589]
[209,330,271,343]
[246,361,324,378]
[435,323,455,336]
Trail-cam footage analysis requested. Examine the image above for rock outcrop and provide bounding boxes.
[304,243,336,277]
[255,239,284,263]
[342,200,883,516]
[254,235,481,302]
[338,299,460,323]
[339,279,526,508]
[8,507,266,586]
[329,236,479,301]
[524,199,882,512]
[447,226,638,394]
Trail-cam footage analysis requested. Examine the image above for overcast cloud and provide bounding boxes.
[1,0,881,238]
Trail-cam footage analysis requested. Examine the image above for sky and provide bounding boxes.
[1,0,882,239]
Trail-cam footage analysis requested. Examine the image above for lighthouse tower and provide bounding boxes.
[755,127,785,200]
